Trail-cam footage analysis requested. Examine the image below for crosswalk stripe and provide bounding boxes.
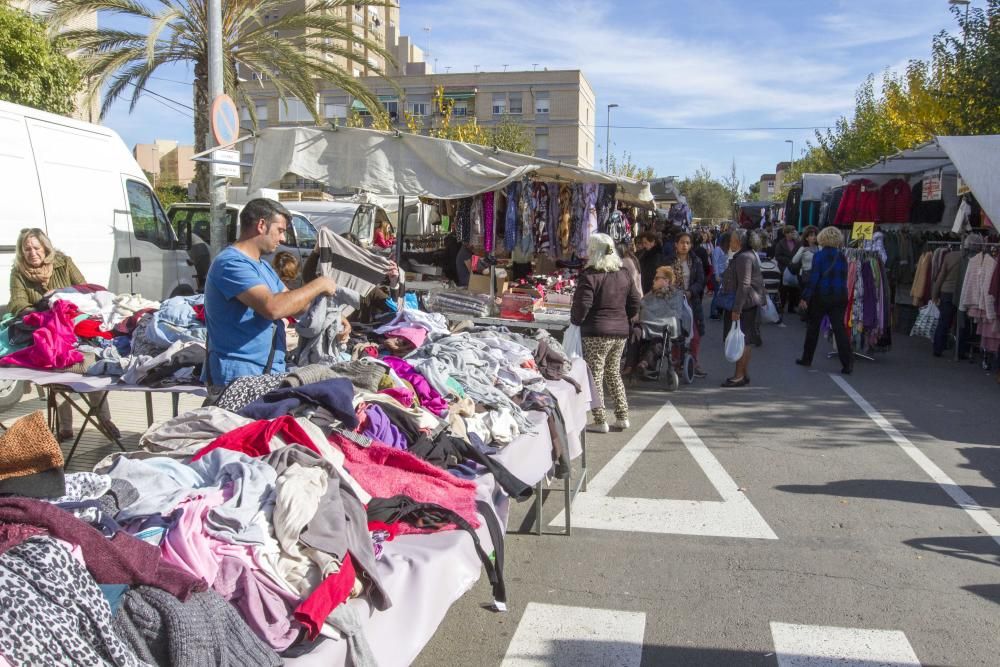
[832,374,1000,548]
[501,603,646,667]
[770,622,921,666]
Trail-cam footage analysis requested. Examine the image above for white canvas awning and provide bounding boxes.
[248,126,652,204]
[845,135,1000,226]
[936,135,1000,229]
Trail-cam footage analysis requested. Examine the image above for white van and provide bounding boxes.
[0,100,197,309]
[167,202,319,290]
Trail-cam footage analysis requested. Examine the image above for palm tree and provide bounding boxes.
[48,1,396,197]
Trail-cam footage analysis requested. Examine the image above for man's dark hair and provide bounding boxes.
[636,231,659,245]
[240,198,291,232]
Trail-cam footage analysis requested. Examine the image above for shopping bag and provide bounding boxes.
[712,288,736,313]
[762,295,781,324]
[563,324,583,359]
[910,302,940,339]
[782,267,799,287]
[724,323,745,363]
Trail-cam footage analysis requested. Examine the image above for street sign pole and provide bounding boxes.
[207,0,227,259]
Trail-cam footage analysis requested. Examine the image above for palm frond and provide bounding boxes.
[53,0,395,152]
[46,0,158,29]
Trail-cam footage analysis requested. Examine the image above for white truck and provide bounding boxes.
[0,100,196,407]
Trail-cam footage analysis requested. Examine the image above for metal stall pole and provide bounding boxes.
[207,0,227,259]
[488,190,499,316]
[396,194,405,309]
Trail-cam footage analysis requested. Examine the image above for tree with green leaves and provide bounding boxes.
[490,114,534,155]
[0,3,81,115]
[678,167,732,221]
[410,86,533,155]
[603,151,655,180]
[48,0,394,198]
[802,0,999,179]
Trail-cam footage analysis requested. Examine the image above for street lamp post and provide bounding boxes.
[605,103,619,172]
[784,139,794,166]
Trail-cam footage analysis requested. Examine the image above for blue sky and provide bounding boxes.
[100,0,966,185]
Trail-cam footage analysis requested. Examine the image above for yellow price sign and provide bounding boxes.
[851,222,874,241]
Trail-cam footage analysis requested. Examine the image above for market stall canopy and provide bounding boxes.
[801,173,845,201]
[936,135,1000,229]
[248,126,653,203]
[845,135,1000,227]
[648,177,686,205]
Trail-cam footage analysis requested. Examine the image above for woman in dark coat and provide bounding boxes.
[571,233,641,433]
[773,225,799,313]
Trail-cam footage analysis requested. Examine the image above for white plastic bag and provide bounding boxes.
[762,295,781,324]
[563,324,583,359]
[910,302,940,339]
[783,267,799,287]
[724,322,746,362]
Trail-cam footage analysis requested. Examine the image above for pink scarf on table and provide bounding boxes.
[0,300,83,369]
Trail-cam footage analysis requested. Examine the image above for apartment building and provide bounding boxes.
[241,68,597,189]
[245,1,399,83]
[774,161,792,195]
[758,173,777,200]
[11,0,101,123]
[133,140,195,188]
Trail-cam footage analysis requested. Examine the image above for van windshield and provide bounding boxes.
[170,207,237,245]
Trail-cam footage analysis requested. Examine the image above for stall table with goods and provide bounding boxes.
[0,274,596,665]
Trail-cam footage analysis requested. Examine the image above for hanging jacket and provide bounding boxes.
[878,178,912,223]
[833,179,880,226]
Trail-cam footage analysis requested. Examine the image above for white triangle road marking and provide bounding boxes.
[551,401,776,539]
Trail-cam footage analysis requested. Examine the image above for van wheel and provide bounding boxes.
[170,284,195,297]
[0,380,25,412]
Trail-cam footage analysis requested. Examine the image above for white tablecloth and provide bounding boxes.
[0,368,206,396]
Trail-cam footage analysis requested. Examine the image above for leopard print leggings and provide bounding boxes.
[582,336,628,424]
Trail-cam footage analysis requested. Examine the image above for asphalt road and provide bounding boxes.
[415,310,1000,666]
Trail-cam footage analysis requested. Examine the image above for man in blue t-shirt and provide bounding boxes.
[203,198,338,386]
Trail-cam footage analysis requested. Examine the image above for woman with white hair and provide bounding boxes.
[571,233,641,432]
[797,226,853,373]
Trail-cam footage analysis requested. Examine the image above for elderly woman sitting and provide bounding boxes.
[636,266,692,375]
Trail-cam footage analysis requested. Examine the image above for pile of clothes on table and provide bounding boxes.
[0,307,583,666]
[0,284,208,386]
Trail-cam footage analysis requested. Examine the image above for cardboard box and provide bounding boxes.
[468,272,509,295]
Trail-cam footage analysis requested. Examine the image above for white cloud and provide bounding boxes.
[409,0,862,128]
[818,6,946,49]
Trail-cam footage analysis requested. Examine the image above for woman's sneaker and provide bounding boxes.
[586,422,610,434]
[613,418,630,431]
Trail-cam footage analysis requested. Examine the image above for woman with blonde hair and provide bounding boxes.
[7,228,117,440]
[571,233,641,432]
[797,226,853,374]
[7,228,85,316]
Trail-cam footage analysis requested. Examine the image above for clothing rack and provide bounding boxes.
[828,247,888,362]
